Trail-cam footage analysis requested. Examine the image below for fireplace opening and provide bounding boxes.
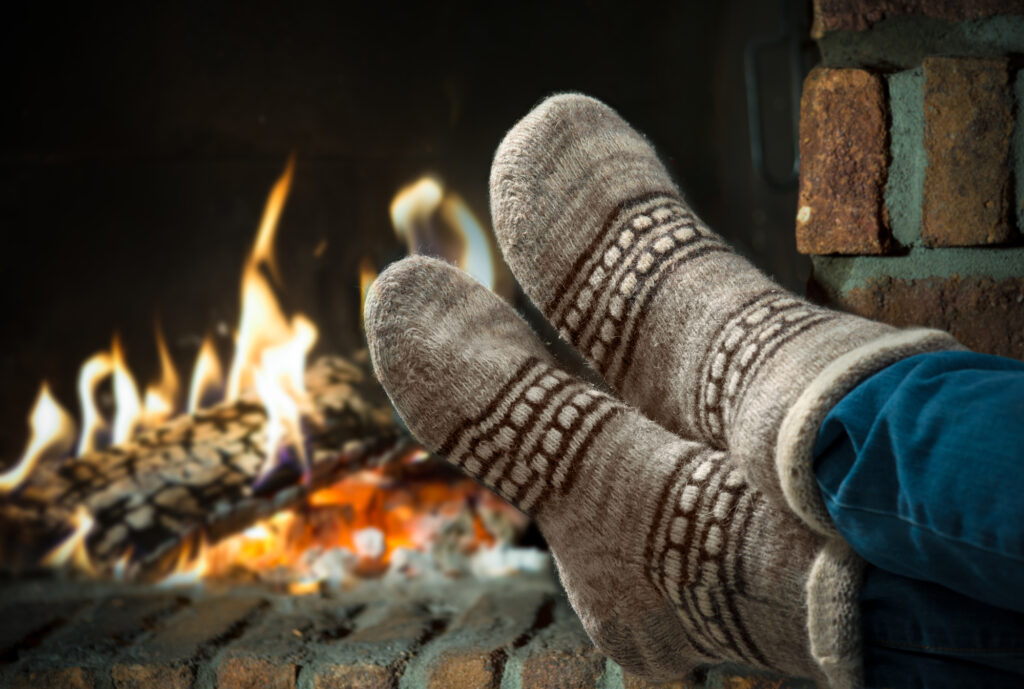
[1,2,819,687]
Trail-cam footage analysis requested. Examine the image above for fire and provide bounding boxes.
[41,505,96,574]
[110,333,143,445]
[76,352,113,456]
[11,159,530,588]
[389,176,502,293]
[143,321,180,426]
[359,256,378,322]
[187,334,223,413]
[0,382,76,492]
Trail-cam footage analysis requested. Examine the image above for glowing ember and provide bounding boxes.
[0,382,76,492]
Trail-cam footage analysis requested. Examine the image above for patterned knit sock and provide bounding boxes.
[365,256,863,688]
[489,94,962,533]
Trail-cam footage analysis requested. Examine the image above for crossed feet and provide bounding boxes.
[364,95,959,687]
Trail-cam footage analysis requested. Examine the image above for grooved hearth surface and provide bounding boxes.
[0,574,811,689]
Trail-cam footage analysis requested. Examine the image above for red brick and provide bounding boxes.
[110,663,193,689]
[314,663,394,689]
[312,603,437,689]
[621,674,693,689]
[11,667,96,689]
[111,595,265,689]
[218,657,295,689]
[521,608,605,689]
[922,57,1014,247]
[217,595,356,689]
[426,590,549,689]
[811,0,1024,37]
[815,274,1024,359]
[796,67,890,255]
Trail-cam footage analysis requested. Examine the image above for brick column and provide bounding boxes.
[797,5,1024,360]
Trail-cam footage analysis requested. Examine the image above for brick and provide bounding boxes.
[14,595,181,686]
[796,67,890,255]
[312,602,438,689]
[111,595,265,689]
[622,673,693,689]
[811,0,1024,37]
[922,57,1014,247]
[426,590,550,689]
[217,595,358,689]
[218,657,294,689]
[11,667,96,689]
[521,601,605,689]
[0,600,86,662]
[816,274,1024,359]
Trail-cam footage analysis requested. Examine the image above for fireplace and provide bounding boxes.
[12,1,1021,687]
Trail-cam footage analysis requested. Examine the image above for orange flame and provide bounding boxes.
[0,382,76,492]
[389,176,501,292]
[143,320,180,426]
[110,333,143,445]
[41,505,96,574]
[187,334,223,413]
[76,352,113,456]
[359,257,377,323]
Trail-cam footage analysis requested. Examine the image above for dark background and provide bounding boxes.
[0,1,816,460]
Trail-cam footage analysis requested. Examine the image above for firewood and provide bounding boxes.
[0,353,407,579]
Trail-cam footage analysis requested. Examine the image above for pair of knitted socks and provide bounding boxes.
[365,95,959,687]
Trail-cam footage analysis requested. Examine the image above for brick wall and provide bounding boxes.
[796,5,1024,359]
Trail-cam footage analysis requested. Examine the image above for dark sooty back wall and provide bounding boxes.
[0,1,810,459]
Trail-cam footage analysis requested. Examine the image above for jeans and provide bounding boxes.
[813,351,1024,688]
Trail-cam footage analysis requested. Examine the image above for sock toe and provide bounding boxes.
[490,93,681,313]
[364,255,555,453]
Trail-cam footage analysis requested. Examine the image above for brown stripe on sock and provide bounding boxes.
[482,376,582,488]
[573,216,715,366]
[642,446,693,584]
[550,191,681,322]
[691,289,787,441]
[554,403,626,501]
[570,211,704,356]
[607,243,734,390]
[511,389,614,511]
[438,356,543,457]
[719,311,840,433]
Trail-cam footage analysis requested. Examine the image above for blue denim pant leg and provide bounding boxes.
[813,351,1024,686]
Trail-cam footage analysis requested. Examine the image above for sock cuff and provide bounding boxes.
[805,539,866,689]
[775,327,966,536]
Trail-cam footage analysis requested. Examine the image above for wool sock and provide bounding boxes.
[489,94,962,534]
[365,256,863,687]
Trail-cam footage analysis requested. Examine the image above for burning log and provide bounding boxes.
[0,353,407,580]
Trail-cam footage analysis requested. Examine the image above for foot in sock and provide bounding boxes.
[489,94,961,533]
[365,257,863,687]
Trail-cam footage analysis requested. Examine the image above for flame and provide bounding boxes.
[76,352,113,456]
[110,333,143,445]
[225,154,297,402]
[389,177,444,255]
[359,257,377,322]
[41,505,96,574]
[389,176,501,292]
[0,382,76,492]
[187,334,223,413]
[440,193,497,291]
[143,321,180,425]
[158,535,209,587]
